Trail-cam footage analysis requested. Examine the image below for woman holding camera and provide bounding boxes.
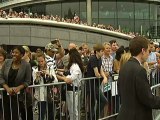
[32,53,58,120]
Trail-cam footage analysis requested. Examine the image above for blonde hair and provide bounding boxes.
[120,52,131,68]
[103,42,110,46]
[22,46,30,53]
[81,43,90,55]
[81,43,88,47]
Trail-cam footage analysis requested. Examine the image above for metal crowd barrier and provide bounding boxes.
[79,74,120,120]
[151,83,160,120]
[0,82,68,120]
[150,68,160,86]
[1,69,160,120]
[0,75,121,120]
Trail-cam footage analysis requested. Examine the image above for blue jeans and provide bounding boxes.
[88,84,108,119]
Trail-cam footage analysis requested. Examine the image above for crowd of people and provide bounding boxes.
[0,36,160,120]
[0,9,137,37]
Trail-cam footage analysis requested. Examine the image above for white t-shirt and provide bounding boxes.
[66,63,82,87]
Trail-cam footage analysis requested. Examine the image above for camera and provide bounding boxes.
[46,74,55,83]
[63,70,71,76]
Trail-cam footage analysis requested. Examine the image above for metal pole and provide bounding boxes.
[87,0,92,25]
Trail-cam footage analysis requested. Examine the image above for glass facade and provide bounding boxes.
[1,0,160,38]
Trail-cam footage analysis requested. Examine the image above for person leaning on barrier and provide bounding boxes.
[0,46,31,120]
[58,48,83,120]
[117,36,160,120]
[86,43,108,119]
[32,53,58,120]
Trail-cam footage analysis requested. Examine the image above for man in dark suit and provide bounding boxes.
[117,36,160,120]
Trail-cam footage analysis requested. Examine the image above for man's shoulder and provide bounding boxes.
[121,58,142,73]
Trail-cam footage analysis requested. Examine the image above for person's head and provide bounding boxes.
[68,48,84,73]
[68,43,77,51]
[93,43,104,58]
[109,40,118,52]
[81,43,90,55]
[90,49,95,56]
[124,47,130,53]
[129,36,150,63]
[45,43,58,57]
[12,46,25,62]
[154,43,159,53]
[36,53,46,68]
[22,46,31,58]
[120,52,131,68]
[0,48,6,63]
[149,41,155,52]
[31,52,36,61]
[78,46,83,55]
[115,46,125,61]
[36,48,43,54]
[103,42,111,56]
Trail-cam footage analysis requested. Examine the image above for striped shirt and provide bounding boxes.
[101,55,113,72]
[45,54,57,72]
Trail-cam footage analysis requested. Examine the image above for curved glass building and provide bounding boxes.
[0,0,160,39]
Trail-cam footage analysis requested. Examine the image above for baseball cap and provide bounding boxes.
[45,43,58,52]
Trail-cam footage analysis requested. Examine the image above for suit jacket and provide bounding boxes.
[0,59,31,87]
[0,59,31,102]
[117,57,160,120]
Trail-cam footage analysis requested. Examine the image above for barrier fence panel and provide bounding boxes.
[0,76,121,120]
[79,74,120,120]
[1,70,160,120]
[0,82,68,120]
[150,68,160,86]
[151,83,160,120]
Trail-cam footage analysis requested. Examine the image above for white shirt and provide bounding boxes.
[32,65,58,101]
[66,63,82,87]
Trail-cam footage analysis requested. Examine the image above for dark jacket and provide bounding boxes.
[0,59,31,102]
[117,57,160,120]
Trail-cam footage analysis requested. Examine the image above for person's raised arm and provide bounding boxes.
[55,40,65,59]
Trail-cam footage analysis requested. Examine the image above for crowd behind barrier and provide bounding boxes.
[0,75,120,120]
[0,70,159,120]
[0,9,137,38]
[0,36,160,120]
